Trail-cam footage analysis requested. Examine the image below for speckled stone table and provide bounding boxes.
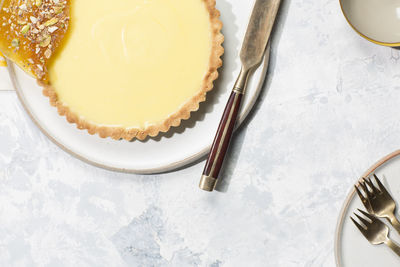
[2,0,400,266]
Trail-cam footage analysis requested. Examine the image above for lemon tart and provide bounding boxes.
[0,0,224,140]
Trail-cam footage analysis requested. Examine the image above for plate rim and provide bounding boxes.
[334,149,400,266]
[8,45,270,175]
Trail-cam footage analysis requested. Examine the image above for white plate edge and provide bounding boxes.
[8,44,271,174]
[334,149,400,266]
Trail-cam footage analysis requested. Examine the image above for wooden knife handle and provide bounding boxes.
[199,67,250,192]
[199,90,243,191]
[199,44,271,191]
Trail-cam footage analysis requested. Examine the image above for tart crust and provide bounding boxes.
[42,0,224,141]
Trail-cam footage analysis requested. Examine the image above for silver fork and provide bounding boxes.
[355,174,400,235]
[351,209,400,256]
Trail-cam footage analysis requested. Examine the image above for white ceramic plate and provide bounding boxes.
[8,0,270,174]
[335,150,400,266]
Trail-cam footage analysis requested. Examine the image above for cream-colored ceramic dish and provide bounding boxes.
[335,150,400,266]
[340,0,400,46]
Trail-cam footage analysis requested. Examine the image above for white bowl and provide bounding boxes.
[340,0,400,46]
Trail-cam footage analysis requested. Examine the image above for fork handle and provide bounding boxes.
[389,216,400,236]
[386,239,400,257]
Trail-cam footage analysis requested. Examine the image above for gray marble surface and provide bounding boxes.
[2,0,400,266]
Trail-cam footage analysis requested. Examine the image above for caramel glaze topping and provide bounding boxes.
[0,0,69,82]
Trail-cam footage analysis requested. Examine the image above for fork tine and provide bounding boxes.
[355,185,367,202]
[360,180,374,199]
[351,216,368,237]
[364,177,379,194]
[355,185,372,211]
[354,212,371,227]
[357,208,376,222]
[373,174,390,196]
[358,180,367,194]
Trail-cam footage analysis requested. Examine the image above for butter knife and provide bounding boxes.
[199,0,281,191]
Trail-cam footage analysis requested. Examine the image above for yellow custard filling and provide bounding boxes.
[48,0,212,128]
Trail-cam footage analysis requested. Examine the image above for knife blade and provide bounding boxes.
[241,0,281,69]
[199,0,281,192]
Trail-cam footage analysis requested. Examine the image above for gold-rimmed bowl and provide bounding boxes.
[340,0,400,47]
